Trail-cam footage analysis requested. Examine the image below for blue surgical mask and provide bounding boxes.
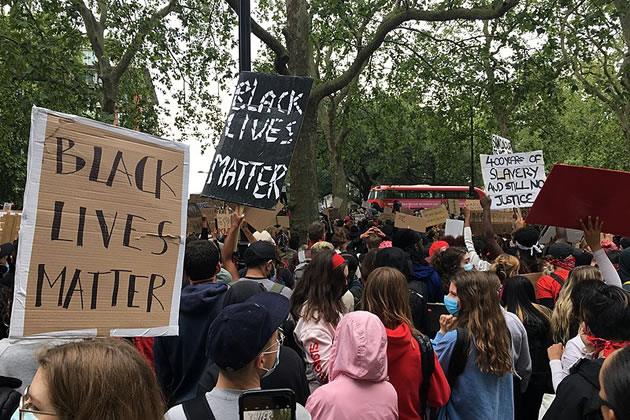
[11,409,37,420]
[464,263,474,271]
[261,342,281,378]
[268,265,277,283]
[444,296,460,316]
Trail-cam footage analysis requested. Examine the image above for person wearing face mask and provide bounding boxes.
[197,281,310,405]
[166,292,311,420]
[236,241,292,298]
[433,271,515,420]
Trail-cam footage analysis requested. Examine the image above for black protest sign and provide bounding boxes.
[202,72,313,209]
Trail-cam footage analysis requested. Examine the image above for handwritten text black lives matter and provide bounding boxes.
[36,137,181,313]
[480,151,546,210]
[203,72,313,209]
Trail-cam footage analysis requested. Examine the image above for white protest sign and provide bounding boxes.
[445,219,464,237]
[480,151,546,210]
[492,134,513,155]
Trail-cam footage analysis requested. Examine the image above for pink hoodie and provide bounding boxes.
[306,311,399,420]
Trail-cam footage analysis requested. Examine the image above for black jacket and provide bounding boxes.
[543,358,604,420]
[153,282,227,407]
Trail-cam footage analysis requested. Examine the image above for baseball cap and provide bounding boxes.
[206,292,290,371]
[0,243,14,258]
[253,230,276,246]
[242,241,277,267]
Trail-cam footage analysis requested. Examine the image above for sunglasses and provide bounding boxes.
[19,386,56,419]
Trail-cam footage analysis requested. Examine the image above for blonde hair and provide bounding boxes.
[551,266,603,343]
[489,254,520,284]
[453,271,513,376]
[38,339,164,420]
[310,241,334,257]
[362,267,419,334]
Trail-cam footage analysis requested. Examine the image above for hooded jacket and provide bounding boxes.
[412,264,443,303]
[154,281,227,407]
[306,312,398,420]
[542,358,604,420]
[387,323,450,420]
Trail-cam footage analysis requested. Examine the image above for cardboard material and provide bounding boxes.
[0,213,21,243]
[332,197,343,209]
[480,151,546,210]
[399,207,413,215]
[383,206,393,215]
[447,199,461,217]
[526,164,630,236]
[276,215,290,228]
[421,205,449,227]
[538,226,584,245]
[465,199,483,212]
[243,202,283,232]
[379,213,396,222]
[324,207,340,221]
[445,219,464,237]
[10,107,189,338]
[202,72,313,209]
[394,213,427,232]
[216,213,232,235]
[3,203,13,211]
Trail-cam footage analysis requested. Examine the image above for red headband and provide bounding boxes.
[332,253,346,270]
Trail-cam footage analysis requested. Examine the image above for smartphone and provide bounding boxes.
[238,389,296,420]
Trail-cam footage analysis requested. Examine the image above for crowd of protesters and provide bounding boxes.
[1,195,630,420]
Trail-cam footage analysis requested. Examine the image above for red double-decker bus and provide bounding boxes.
[367,185,485,210]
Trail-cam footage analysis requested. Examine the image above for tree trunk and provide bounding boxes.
[288,101,321,242]
[100,70,118,124]
[329,142,349,212]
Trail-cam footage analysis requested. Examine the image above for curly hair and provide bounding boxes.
[452,271,512,376]
[489,254,521,286]
[432,247,467,293]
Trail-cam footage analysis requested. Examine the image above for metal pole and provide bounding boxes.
[239,0,251,72]
[470,102,475,197]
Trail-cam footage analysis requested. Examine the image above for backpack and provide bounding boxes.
[446,327,471,387]
[0,376,22,420]
[408,280,429,334]
[182,394,216,420]
[550,272,564,287]
[412,333,436,419]
[293,249,311,284]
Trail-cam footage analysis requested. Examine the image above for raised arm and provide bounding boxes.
[580,216,621,287]
[480,196,504,260]
[221,212,245,282]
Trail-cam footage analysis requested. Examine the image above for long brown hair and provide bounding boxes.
[362,267,419,334]
[38,339,164,420]
[551,266,603,343]
[290,249,347,325]
[453,271,512,376]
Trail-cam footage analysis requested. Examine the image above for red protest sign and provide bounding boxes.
[525,164,630,236]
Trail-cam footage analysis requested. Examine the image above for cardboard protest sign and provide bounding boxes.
[332,197,343,209]
[243,202,283,232]
[539,226,584,245]
[202,72,313,209]
[421,205,449,227]
[399,207,413,215]
[0,212,21,243]
[447,199,460,217]
[379,213,395,222]
[526,164,630,236]
[324,207,340,221]
[491,134,513,155]
[276,215,290,228]
[445,219,464,237]
[216,212,232,235]
[394,213,426,232]
[10,107,189,338]
[480,150,546,210]
[465,199,483,212]
[383,206,393,215]
[3,203,13,211]
[361,201,370,209]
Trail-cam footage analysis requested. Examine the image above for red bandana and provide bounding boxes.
[332,253,346,270]
[548,256,576,271]
[587,335,630,358]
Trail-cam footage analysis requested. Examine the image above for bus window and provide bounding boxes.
[419,191,432,199]
[368,191,375,200]
[433,191,446,199]
[445,191,461,199]
[468,190,480,199]
[404,191,420,199]
[376,190,385,199]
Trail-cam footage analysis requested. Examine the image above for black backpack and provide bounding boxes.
[0,376,21,420]
[412,332,435,418]
[446,327,471,387]
[408,280,429,334]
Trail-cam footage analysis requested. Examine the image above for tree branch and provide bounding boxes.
[313,0,520,100]
[224,0,290,75]
[69,0,105,60]
[111,0,177,81]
